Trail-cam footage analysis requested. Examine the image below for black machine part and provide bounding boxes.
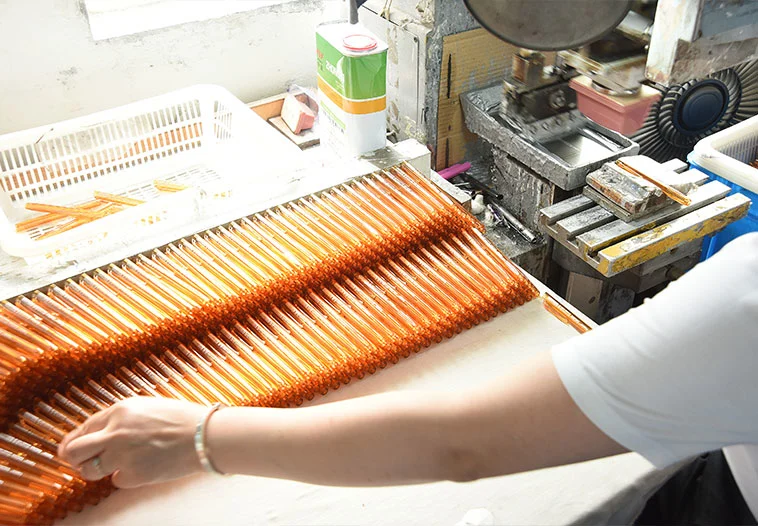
[633,60,758,162]
[350,0,370,24]
[463,0,632,51]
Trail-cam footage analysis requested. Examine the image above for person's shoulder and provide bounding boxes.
[717,233,758,312]
[732,231,758,290]
[681,233,758,304]
[727,231,758,250]
[714,233,758,267]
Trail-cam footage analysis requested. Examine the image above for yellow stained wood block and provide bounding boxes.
[596,194,751,276]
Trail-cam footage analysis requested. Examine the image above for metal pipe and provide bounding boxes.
[459,173,504,201]
[488,201,541,244]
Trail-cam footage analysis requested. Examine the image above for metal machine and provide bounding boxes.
[458,1,643,287]
[457,0,757,321]
[465,0,642,131]
[462,0,758,151]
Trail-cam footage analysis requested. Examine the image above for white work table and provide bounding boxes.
[58,297,675,526]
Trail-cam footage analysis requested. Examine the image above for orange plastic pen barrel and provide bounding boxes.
[615,159,691,206]
[143,356,211,404]
[11,297,85,348]
[24,203,104,219]
[31,292,102,343]
[161,352,230,405]
[221,326,286,391]
[153,180,190,192]
[136,254,210,305]
[133,361,202,403]
[63,279,138,333]
[93,191,144,207]
[175,345,246,404]
[15,200,101,233]
[542,294,592,334]
[0,312,58,353]
[191,339,264,402]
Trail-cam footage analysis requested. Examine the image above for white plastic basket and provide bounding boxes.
[690,115,758,194]
[0,85,301,262]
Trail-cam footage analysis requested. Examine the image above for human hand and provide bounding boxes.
[57,397,209,488]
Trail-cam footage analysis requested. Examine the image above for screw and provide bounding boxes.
[549,90,567,110]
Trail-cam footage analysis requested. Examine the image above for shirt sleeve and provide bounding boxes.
[552,233,758,468]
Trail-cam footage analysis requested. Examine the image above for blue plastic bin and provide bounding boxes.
[688,156,758,259]
[688,116,758,259]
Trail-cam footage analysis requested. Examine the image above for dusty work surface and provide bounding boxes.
[59,298,672,526]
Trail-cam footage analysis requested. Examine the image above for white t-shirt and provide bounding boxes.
[552,232,758,519]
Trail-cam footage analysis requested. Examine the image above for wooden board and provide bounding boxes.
[538,171,751,276]
[248,93,309,120]
[538,195,595,224]
[596,195,751,275]
[269,117,320,149]
[576,182,729,254]
[555,206,615,239]
[435,29,517,171]
[248,93,319,150]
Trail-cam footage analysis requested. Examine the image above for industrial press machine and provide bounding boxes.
[455,0,757,321]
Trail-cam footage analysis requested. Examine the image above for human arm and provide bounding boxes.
[57,350,626,489]
[205,350,626,486]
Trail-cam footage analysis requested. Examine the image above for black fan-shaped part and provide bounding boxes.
[734,59,758,122]
[631,60,758,162]
[709,69,741,132]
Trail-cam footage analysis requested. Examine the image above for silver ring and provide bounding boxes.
[91,455,104,477]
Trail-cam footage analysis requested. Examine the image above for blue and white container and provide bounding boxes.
[688,115,758,258]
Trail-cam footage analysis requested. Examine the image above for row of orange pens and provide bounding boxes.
[0,164,538,524]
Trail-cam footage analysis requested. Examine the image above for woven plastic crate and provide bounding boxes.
[689,115,758,258]
[0,85,300,262]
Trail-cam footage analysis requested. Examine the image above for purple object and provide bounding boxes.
[438,162,472,180]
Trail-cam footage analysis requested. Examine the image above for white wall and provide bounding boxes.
[1,0,336,134]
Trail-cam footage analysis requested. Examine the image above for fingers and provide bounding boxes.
[78,450,118,481]
[58,406,114,457]
[111,469,148,489]
[59,430,109,467]
[57,397,202,489]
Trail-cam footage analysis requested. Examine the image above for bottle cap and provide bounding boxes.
[343,34,377,52]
